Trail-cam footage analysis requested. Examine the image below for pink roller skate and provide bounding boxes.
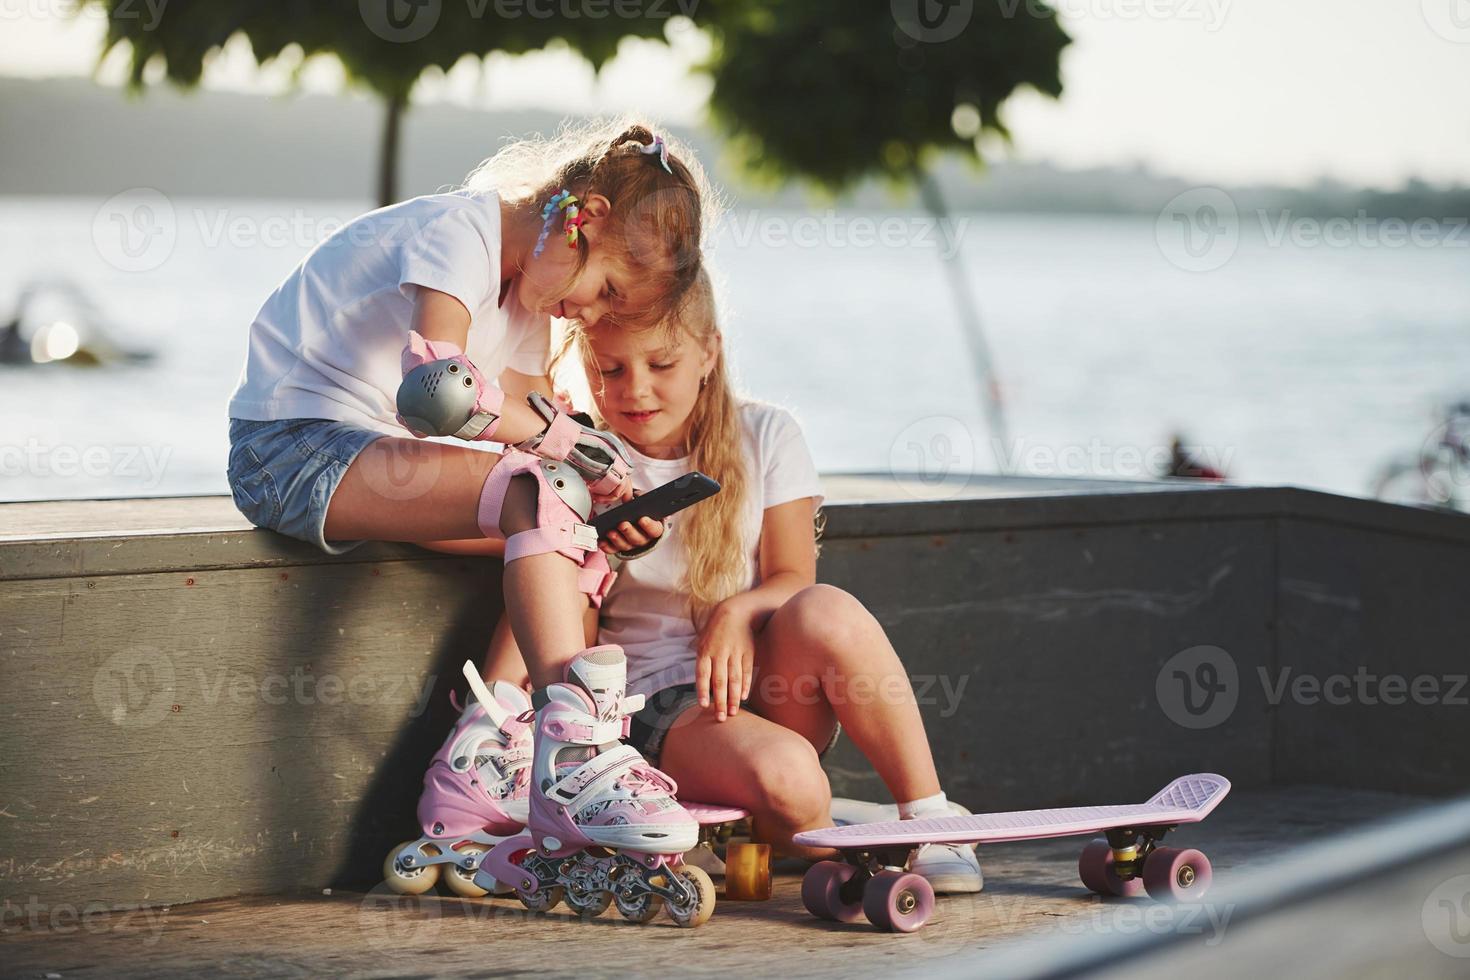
[477,646,715,926]
[383,663,533,898]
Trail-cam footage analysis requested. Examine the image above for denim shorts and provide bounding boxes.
[626,683,841,769]
[226,418,386,555]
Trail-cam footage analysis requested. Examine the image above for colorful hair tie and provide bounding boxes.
[533,189,582,257]
[638,135,673,175]
[562,208,585,250]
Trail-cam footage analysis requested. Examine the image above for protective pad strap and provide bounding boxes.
[401,330,464,372]
[478,450,616,607]
[461,383,506,442]
[536,411,582,460]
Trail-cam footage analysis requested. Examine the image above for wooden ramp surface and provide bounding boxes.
[0,786,1444,980]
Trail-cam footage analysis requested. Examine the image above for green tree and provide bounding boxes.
[704,0,1069,450]
[83,0,696,206]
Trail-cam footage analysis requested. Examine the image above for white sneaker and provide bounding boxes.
[830,797,900,826]
[829,797,984,893]
[909,841,984,893]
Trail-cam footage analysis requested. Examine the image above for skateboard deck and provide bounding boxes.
[795,773,1229,849]
[683,802,749,825]
[795,773,1230,933]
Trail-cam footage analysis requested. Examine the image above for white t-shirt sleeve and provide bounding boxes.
[761,406,825,510]
[396,206,496,321]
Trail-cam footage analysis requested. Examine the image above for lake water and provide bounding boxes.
[2,195,1468,503]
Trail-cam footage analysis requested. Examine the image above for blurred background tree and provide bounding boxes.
[80,0,692,207]
[702,0,1069,448]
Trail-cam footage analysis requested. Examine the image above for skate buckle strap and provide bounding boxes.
[592,692,643,724]
[543,715,625,745]
[495,747,532,780]
[549,744,650,804]
[614,693,646,738]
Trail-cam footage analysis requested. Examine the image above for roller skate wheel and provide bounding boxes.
[723,841,772,901]
[443,843,490,899]
[1142,847,1213,902]
[862,870,934,933]
[614,888,661,923]
[564,887,613,917]
[801,861,864,922]
[1078,838,1145,898]
[382,841,441,896]
[665,865,716,928]
[518,884,565,913]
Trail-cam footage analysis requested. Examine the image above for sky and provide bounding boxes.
[2,0,1468,189]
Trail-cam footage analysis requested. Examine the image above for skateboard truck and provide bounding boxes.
[1102,825,1175,879]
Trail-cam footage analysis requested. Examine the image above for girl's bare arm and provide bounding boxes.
[409,288,546,444]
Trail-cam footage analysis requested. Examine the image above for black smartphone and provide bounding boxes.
[592,472,721,539]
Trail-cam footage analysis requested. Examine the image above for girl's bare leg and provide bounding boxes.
[491,475,597,687]
[656,707,836,860]
[325,438,503,541]
[481,608,598,690]
[326,441,590,685]
[751,584,942,805]
[481,614,531,689]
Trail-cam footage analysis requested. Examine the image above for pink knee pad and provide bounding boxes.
[478,449,615,607]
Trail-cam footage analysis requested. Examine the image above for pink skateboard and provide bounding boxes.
[793,773,1230,932]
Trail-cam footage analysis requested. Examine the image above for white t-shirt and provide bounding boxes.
[599,401,826,699]
[228,190,551,433]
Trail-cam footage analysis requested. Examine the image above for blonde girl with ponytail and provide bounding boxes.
[484,271,984,891]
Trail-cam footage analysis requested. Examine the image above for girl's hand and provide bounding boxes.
[695,599,757,721]
[598,515,664,555]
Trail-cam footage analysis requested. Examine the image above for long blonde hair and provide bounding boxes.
[463,117,720,329]
[550,270,752,624]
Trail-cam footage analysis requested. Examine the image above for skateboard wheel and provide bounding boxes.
[1142,847,1212,902]
[1078,838,1145,898]
[724,841,772,901]
[801,860,865,922]
[862,870,934,933]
